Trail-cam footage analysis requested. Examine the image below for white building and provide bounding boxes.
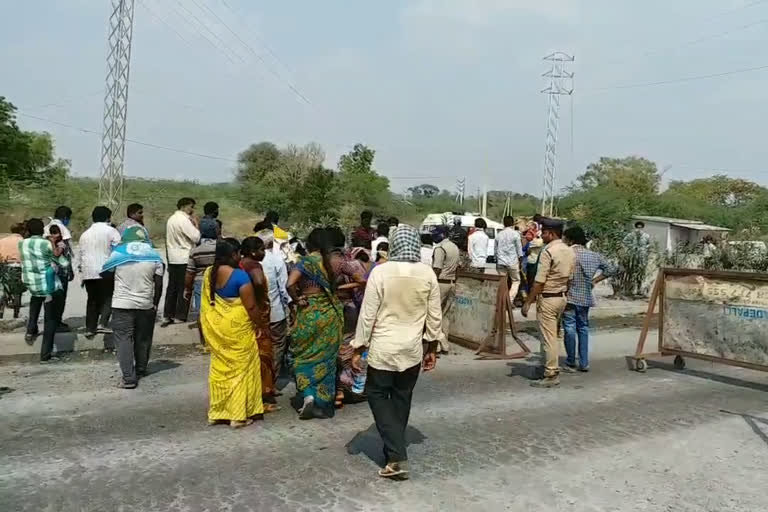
[630,215,730,253]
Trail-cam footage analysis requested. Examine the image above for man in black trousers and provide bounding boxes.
[351,224,441,480]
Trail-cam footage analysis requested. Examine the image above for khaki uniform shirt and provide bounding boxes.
[534,239,575,294]
[432,239,460,281]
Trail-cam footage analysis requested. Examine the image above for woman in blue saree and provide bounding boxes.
[287,228,344,419]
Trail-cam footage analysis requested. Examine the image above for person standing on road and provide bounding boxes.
[351,210,375,249]
[622,220,651,296]
[200,239,265,428]
[0,222,27,320]
[371,222,389,259]
[102,226,164,389]
[78,206,121,339]
[351,224,442,480]
[19,218,67,362]
[116,203,150,240]
[45,206,74,329]
[467,218,489,273]
[240,236,281,413]
[523,228,544,292]
[420,234,434,266]
[256,229,292,380]
[184,220,219,322]
[561,226,617,373]
[431,225,460,354]
[163,197,200,327]
[521,218,574,388]
[287,228,344,420]
[495,215,524,306]
[449,217,468,252]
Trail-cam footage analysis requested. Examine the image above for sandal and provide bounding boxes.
[263,403,281,414]
[378,462,410,480]
[229,419,254,429]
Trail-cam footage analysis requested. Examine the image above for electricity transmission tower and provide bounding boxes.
[540,52,574,217]
[454,177,465,205]
[99,0,136,210]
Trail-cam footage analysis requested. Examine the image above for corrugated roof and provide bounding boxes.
[670,222,730,231]
[632,215,702,224]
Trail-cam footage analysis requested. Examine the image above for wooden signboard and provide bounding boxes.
[633,268,768,372]
[447,271,530,359]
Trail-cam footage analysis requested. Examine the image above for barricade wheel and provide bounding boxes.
[635,359,647,373]
[673,355,686,370]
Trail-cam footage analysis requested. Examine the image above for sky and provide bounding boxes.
[2,0,768,194]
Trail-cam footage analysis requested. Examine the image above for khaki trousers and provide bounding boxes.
[536,296,567,377]
[438,282,455,352]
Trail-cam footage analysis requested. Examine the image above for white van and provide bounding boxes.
[419,212,504,264]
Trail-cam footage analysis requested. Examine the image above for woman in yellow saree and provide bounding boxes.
[200,240,264,428]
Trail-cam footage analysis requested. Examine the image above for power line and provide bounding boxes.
[592,63,768,91]
[637,18,768,60]
[703,0,768,22]
[192,0,311,105]
[169,0,242,65]
[136,0,188,43]
[17,111,239,163]
[218,0,296,78]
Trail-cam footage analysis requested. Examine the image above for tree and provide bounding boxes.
[574,156,660,196]
[235,141,281,183]
[337,143,389,209]
[667,175,766,207]
[338,143,375,175]
[0,97,70,200]
[408,183,439,198]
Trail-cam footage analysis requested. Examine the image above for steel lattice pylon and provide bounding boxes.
[99,0,136,211]
[540,52,574,217]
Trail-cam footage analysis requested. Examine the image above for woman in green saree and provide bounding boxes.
[287,228,344,419]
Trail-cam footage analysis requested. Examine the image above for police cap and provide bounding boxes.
[539,217,565,230]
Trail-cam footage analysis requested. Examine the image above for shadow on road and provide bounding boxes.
[506,362,539,381]
[146,359,182,376]
[345,423,427,467]
[721,410,768,447]
[0,386,13,399]
[648,360,768,393]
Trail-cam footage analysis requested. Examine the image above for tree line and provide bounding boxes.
[3,93,768,244]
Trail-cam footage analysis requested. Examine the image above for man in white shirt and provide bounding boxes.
[256,230,292,378]
[44,205,74,329]
[78,206,121,338]
[351,224,441,480]
[371,222,389,260]
[495,216,524,305]
[162,197,200,326]
[468,218,490,272]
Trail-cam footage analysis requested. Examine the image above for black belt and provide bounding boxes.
[541,292,565,298]
[438,279,455,284]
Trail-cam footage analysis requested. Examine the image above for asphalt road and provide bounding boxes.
[2,329,768,511]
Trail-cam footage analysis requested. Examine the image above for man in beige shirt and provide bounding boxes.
[431,225,460,353]
[351,224,442,480]
[162,197,200,326]
[522,217,575,388]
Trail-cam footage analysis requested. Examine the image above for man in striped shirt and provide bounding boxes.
[19,218,67,362]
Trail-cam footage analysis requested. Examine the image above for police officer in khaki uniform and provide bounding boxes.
[432,225,460,354]
[521,217,575,387]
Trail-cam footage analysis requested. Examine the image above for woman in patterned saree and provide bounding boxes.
[287,228,344,420]
[200,239,264,428]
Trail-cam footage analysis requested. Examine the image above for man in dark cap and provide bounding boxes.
[449,217,468,252]
[521,217,575,388]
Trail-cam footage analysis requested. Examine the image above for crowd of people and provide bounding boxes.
[0,200,621,479]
